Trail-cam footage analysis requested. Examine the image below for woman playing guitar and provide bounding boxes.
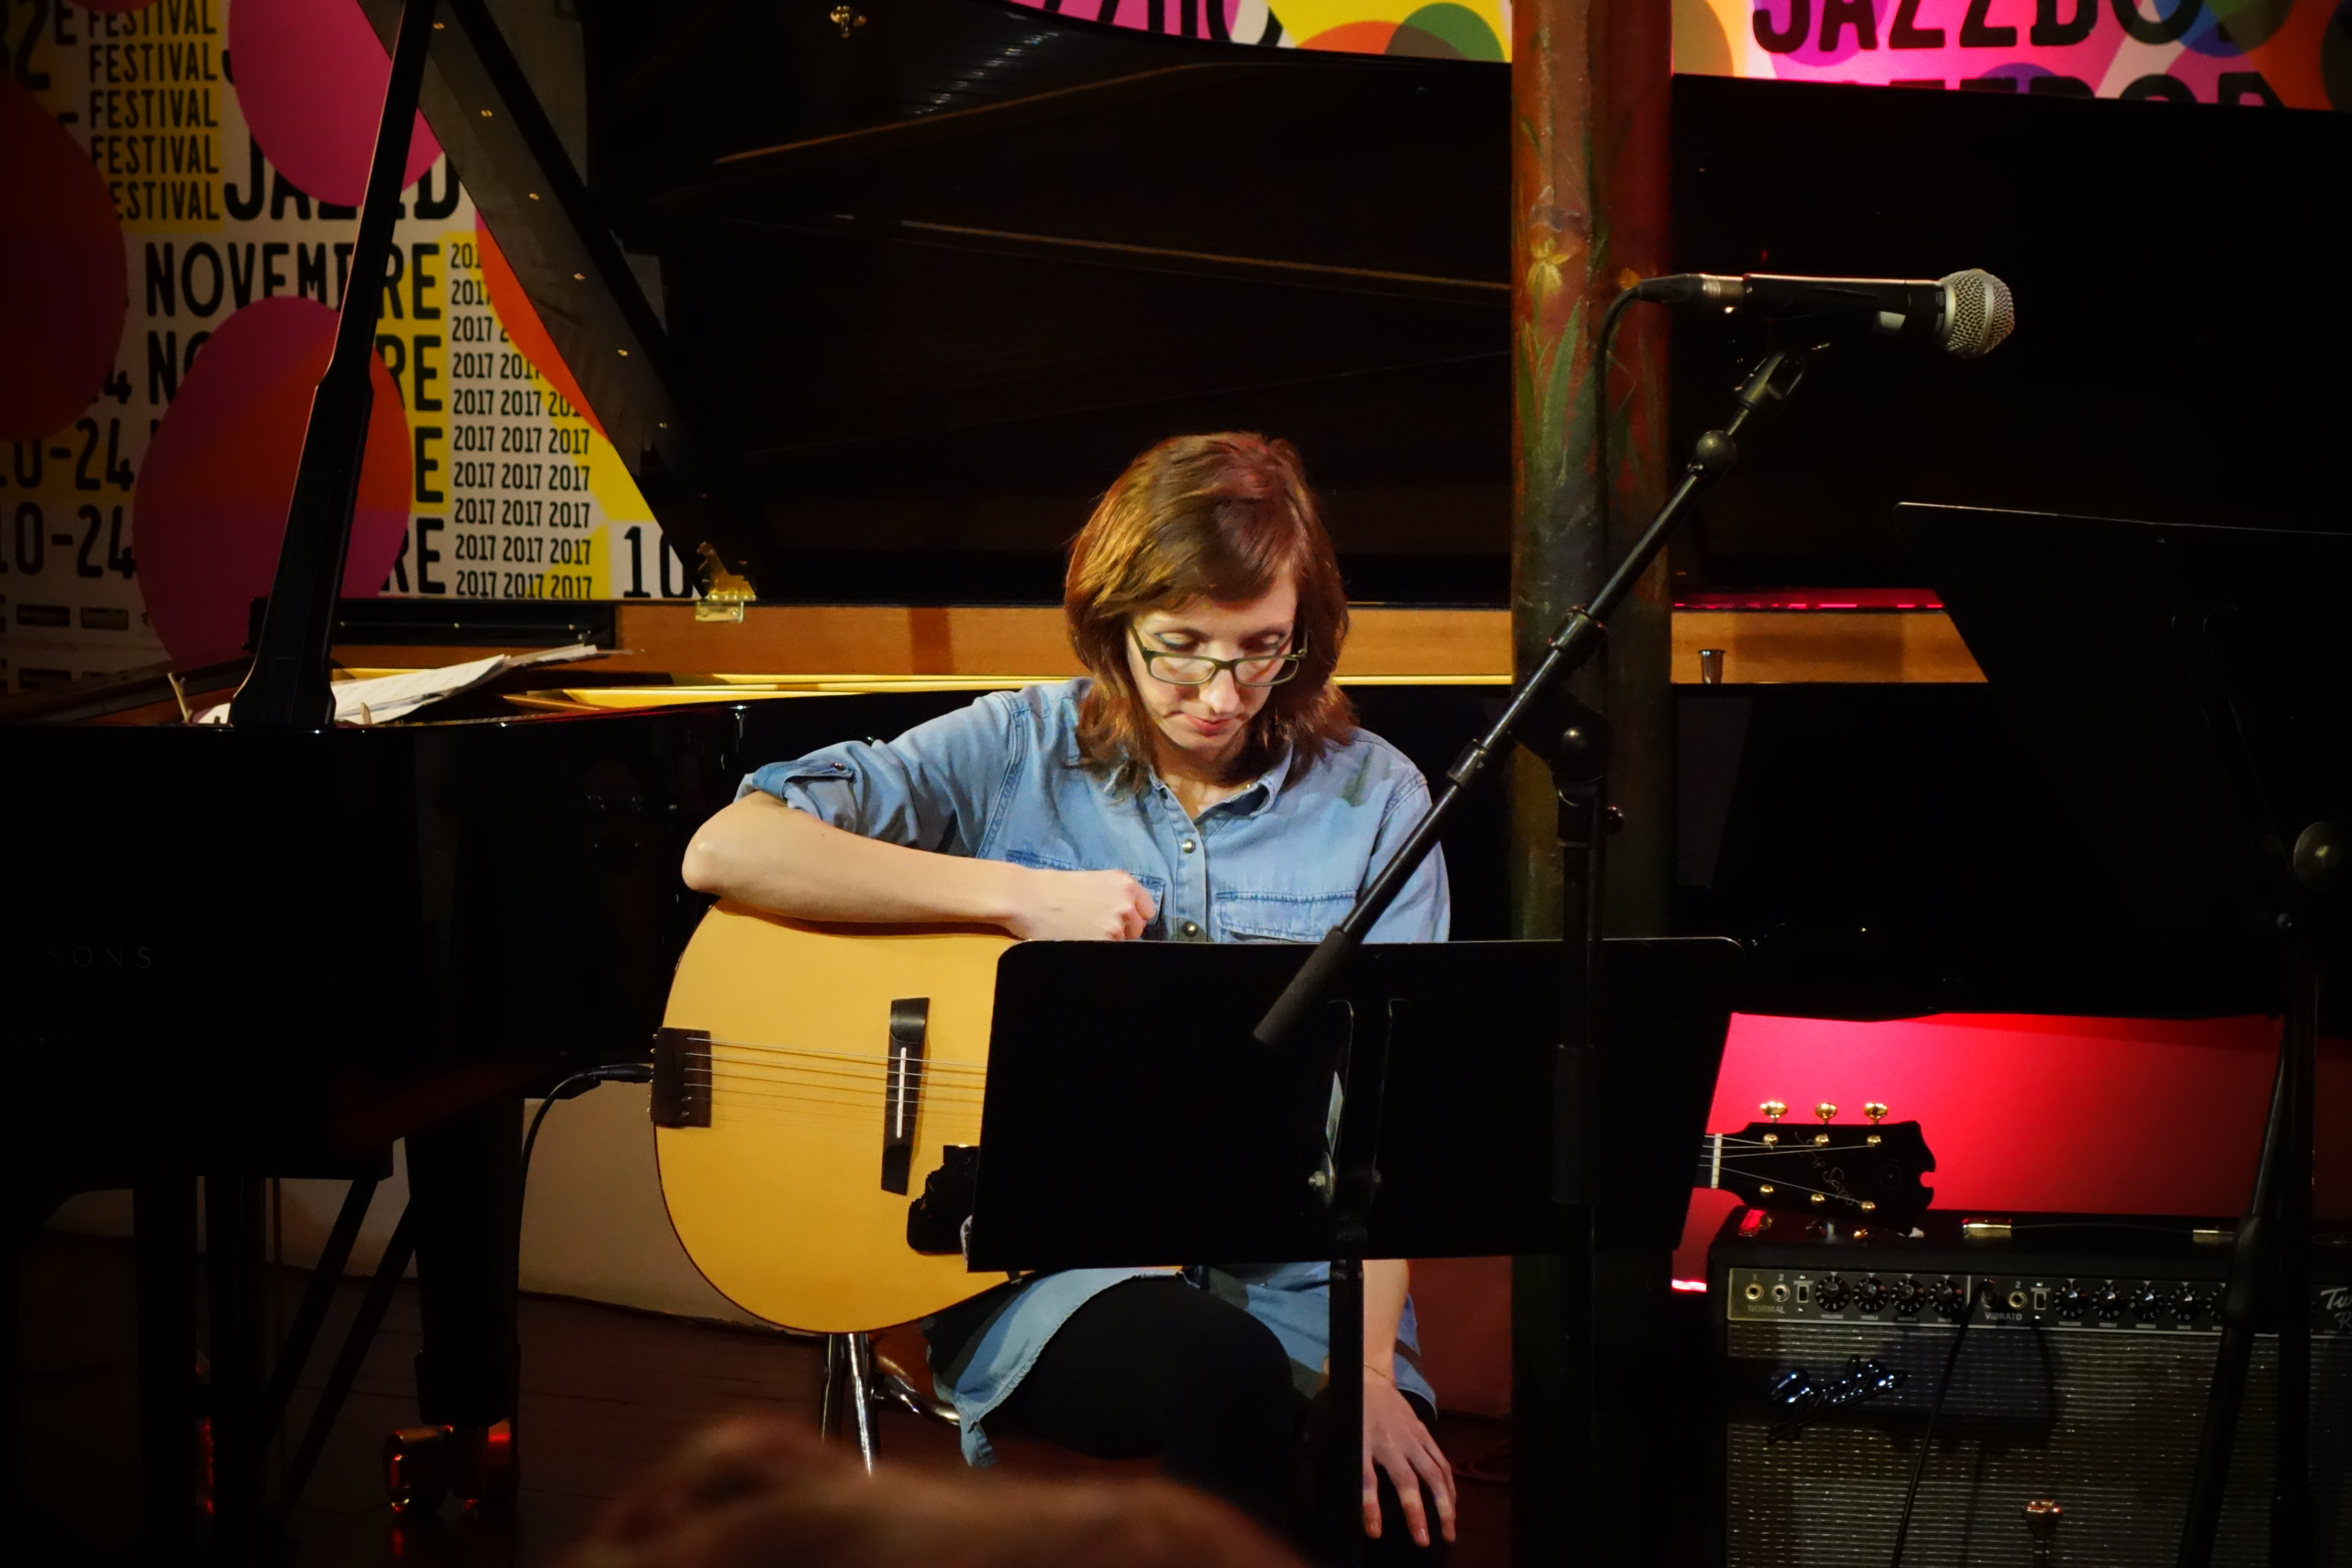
[683,432,1455,1559]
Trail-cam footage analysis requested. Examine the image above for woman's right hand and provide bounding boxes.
[1003,867,1157,942]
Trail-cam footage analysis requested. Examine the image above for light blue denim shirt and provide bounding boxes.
[738,678,1448,1463]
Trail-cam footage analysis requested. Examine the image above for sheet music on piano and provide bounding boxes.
[191,641,603,726]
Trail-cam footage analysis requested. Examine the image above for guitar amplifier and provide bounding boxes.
[1711,1211,2352,1567]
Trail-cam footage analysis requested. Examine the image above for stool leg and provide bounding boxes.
[818,1334,846,1444]
[845,1332,876,1475]
[817,1333,879,1472]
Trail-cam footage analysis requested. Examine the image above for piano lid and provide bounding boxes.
[361,0,1510,599]
[369,1,2350,608]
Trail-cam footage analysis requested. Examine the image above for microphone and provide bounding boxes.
[1631,269,2015,357]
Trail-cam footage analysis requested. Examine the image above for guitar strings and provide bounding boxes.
[694,1075,986,1116]
[695,1032,991,1076]
[701,1041,984,1079]
[687,1076,1899,1202]
[695,1035,1911,1138]
[699,1049,987,1097]
[691,1078,986,1122]
[682,1085,980,1130]
[684,1101,1899,1213]
[695,1068,986,1110]
[693,1048,1912,1145]
[698,1052,987,1097]
[1703,1142,1896,1159]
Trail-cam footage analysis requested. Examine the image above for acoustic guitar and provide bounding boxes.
[653,900,1936,1333]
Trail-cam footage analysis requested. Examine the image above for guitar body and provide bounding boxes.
[655,900,1014,1332]
[655,901,1941,1334]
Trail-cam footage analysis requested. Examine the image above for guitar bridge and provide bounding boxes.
[881,998,928,1194]
[651,1027,712,1128]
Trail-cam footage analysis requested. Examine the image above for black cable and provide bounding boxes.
[1591,285,1643,556]
[1888,1279,1986,1568]
[521,1064,655,1182]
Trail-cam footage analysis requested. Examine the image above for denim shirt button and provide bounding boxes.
[1179,919,1201,938]
[1181,839,1197,854]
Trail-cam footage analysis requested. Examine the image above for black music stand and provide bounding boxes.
[965,934,1740,1566]
[1900,503,2349,1568]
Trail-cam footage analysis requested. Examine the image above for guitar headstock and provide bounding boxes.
[1712,1099,1936,1228]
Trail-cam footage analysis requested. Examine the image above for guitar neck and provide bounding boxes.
[1688,1116,1933,1225]
[1694,1133,1724,1193]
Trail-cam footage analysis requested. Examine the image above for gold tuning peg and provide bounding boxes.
[1863,1101,1889,1124]
[1760,1099,1788,1123]
[1815,1101,1838,1124]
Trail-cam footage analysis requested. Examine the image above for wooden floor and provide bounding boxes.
[12,1233,1514,1566]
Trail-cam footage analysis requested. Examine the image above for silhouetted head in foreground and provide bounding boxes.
[564,1417,1303,1568]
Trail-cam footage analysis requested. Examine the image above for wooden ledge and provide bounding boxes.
[1671,609,1982,684]
[331,603,1984,685]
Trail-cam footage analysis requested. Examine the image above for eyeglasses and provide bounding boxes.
[1130,626,1307,688]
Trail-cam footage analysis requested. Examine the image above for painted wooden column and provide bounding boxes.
[1508,1,1672,1562]
[1507,0,1673,943]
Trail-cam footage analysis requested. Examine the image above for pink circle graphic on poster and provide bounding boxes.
[135,297,412,663]
[229,0,441,207]
[0,75,129,440]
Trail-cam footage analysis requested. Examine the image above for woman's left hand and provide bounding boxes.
[1361,1367,1455,1547]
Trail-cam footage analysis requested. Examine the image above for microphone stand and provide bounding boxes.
[1258,338,1817,1566]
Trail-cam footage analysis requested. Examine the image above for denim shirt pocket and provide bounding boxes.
[1002,848,1169,940]
[1214,888,1357,943]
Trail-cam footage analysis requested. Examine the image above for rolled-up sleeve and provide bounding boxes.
[1361,774,1449,945]
[736,691,1024,856]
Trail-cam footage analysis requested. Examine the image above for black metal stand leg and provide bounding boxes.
[255,1170,383,1449]
[1326,1257,1366,1568]
[408,1096,526,1510]
[204,1173,272,1558]
[2177,932,2317,1568]
[2273,934,2315,1563]
[1249,344,1810,1568]
[133,1174,199,1560]
[1,1182,74,1540]
[281,1204,420,1514]
[1320,995,1396,1567]
[1510,720,1613,1568]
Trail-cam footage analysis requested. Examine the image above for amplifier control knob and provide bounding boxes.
[2055,1284,2092,1320]
[1934,1277,1971,1318]
[2095,1283,2128,1321]
[1815,1275,1851,1311]
[2175,1287,2213,1320]
[2134,1283,2179,1321]
[1890,1278,1925,1315]
[1855,1277,1889,1313]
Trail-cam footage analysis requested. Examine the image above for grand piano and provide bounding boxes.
[4,0,2346,1556]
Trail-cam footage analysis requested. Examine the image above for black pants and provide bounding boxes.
[987,1276,1450,1565]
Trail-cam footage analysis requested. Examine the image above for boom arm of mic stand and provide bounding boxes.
[1252,344,1812,1051]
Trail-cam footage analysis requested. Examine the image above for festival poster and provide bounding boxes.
[0,0,670,697]
[1013,0,2347,107]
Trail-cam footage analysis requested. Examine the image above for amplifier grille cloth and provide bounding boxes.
[1724,1321,2349,1566]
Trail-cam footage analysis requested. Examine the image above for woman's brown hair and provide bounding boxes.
[1065,432,1354,784]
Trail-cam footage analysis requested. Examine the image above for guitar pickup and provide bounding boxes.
[907,1145,979,1255]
